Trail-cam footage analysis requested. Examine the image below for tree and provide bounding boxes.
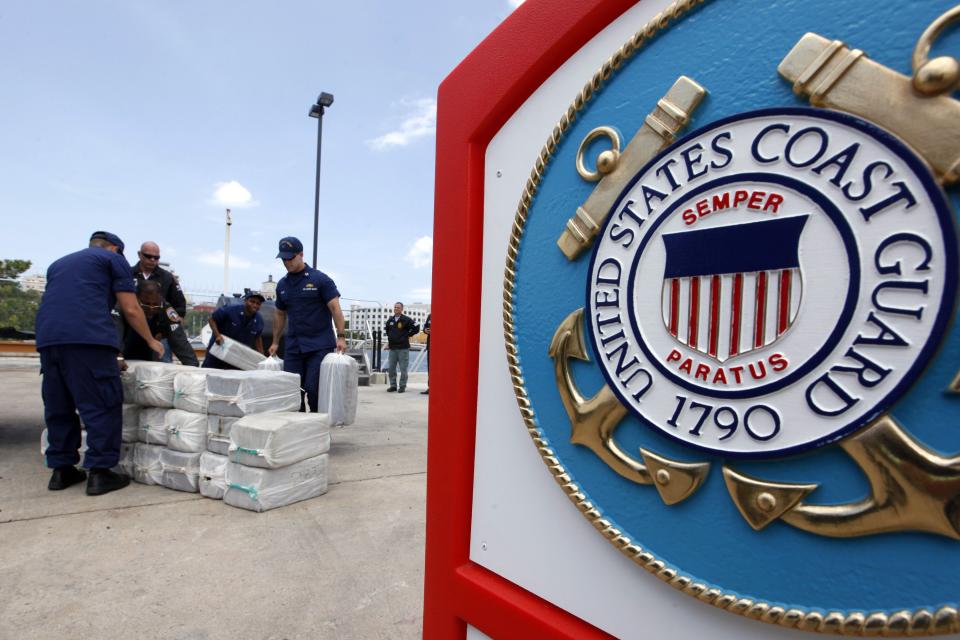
[0,260,41,332]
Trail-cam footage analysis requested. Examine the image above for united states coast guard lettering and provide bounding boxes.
[587,108,956,456]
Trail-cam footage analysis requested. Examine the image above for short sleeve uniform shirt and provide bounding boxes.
[208,304,264,349]
[35,247,136,349]
[275,265,340,354]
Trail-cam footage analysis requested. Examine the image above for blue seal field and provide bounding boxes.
[510,0,960,614]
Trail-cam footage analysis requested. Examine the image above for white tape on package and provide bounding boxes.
[228,412,330,469]
[134,363,192,408]
[160,448,202,493]
[40,428,88,457]
[206,415,239,455]
[256,356,284,371]
[205,370,301,417]
[138,407,170,445]
[199,451,228,500]
[207,335,266,371]
[317,353,358,426]
[122,404,140,443]
[120,360,149,403]
[133,443,164,485]
[173,369,210,413]
[224,454,329,512]
[117,442,136,476]
[166,409,208,453]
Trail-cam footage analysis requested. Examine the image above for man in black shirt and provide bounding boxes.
[119,281,198,366]
[385,302,419,393]
[132,241,187,363]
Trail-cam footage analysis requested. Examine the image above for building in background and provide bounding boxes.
[19,274,46,293]
[350,303,430,341]
[261,275,277,300]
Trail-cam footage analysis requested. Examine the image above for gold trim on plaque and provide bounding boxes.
[500,1,960,634]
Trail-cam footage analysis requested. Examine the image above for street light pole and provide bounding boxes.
[224,208,232,295]
[308,92,334,267]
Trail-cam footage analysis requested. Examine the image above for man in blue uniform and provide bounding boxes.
[203,291,265,369]
[268,237,346,412]
[35,231,164,495]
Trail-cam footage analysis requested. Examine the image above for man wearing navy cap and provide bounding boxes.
[202,291,266,369]
[35,231,164,495]
[269,237,347,412]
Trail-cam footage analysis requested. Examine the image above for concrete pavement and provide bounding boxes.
[0,363,429,640]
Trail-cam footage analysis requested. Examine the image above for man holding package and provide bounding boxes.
[35,231,164,495]
[118,281,199,366]
[269,237,347,412]
[202,291,266,369]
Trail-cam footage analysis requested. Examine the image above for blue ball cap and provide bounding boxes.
[90,230,125,256]
[244,290,265,302]
[276,236,303,260]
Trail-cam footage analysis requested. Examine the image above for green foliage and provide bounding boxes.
[0,259,40,332]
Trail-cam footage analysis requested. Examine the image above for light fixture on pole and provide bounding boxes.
[308,91,334,266]
[224,208,232,295]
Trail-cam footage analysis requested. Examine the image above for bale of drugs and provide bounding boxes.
[122,404,140,443]
[165,409,207,453]
[205,370,301,417]
[223,454,328,512]
[133,443,164,485]
[256,356,284,371]
[207,335,266,371]
[173,369,210,413]
[120,360,149,402]
[228,412,330,469]
[160,448,202,493]
[206,415,239,456]
[138,407,169,445]
[132,362,191,408]
[117,442,136,476]
[317,353,358,426]
[199,451,228,499]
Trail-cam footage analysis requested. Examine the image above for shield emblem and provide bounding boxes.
[661,215,807,362]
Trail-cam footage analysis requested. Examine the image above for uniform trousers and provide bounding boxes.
[40,345,122,469]
[284,348,334,412]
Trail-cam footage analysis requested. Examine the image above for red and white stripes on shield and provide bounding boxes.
[663,269,800,363]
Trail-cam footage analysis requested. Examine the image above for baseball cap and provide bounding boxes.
[244,291,265,302]
[276,237,303,260]
[90,230,125,256]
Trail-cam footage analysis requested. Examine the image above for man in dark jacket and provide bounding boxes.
[118,280,199,366]
[385,302,420,393]
[132,241,187,363]
[421,314,430,395]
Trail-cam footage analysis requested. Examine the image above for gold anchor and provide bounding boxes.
[549,6,960,535]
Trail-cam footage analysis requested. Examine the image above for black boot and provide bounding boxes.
[86,468,131,496]
[48,466,87,491]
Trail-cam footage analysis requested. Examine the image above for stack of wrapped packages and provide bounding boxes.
[107,360,332,512]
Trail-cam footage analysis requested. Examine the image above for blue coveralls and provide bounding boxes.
[275,265,340,412]
[35,247,135,469]
[202,304,264,370]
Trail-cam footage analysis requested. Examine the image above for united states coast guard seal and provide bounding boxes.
[587,108,956,457]
[504,1,960,634]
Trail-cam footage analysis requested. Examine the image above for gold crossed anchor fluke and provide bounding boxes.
[724,415,960,539]
[548,308,710,505]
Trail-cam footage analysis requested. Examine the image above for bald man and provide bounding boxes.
[132,241,188,363]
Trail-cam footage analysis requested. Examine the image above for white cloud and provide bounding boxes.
[196,250,252,269]
[210,180,259,208]
[507,0,525,7]
[367,98,437,151]
[404,236,433,269]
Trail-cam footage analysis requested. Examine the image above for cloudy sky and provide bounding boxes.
[0,0,526,306]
